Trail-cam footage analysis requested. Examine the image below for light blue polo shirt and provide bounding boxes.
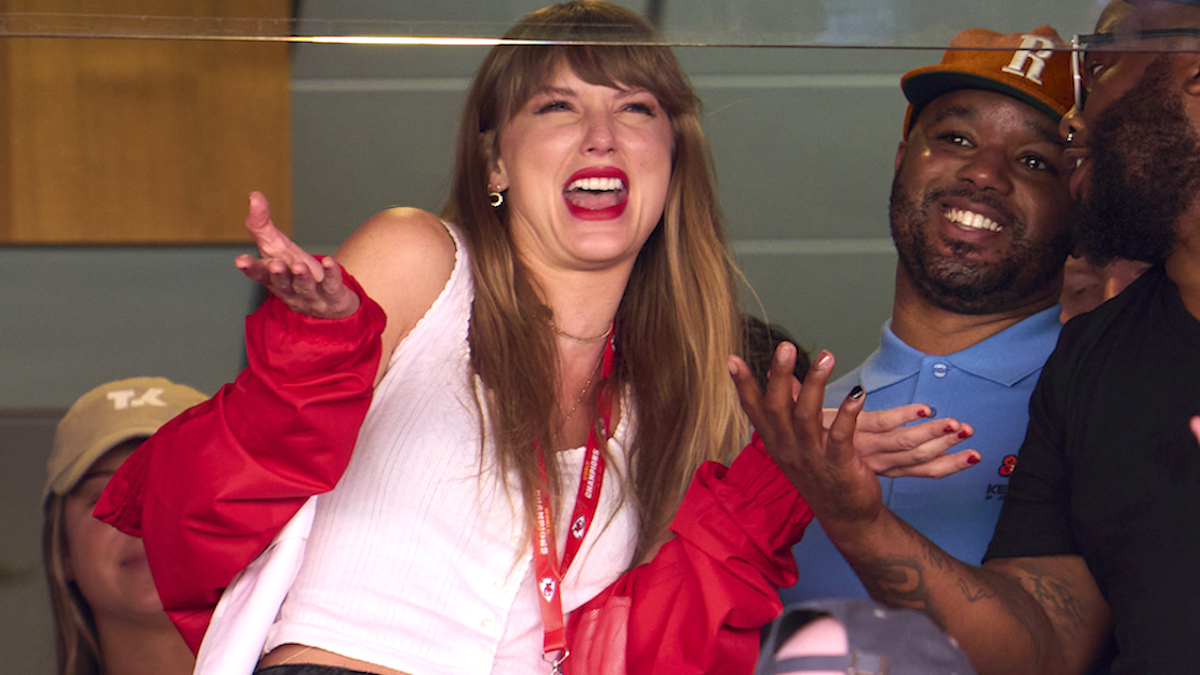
[782,305,1063,602]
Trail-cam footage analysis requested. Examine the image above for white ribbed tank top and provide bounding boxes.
[264,222,638,675]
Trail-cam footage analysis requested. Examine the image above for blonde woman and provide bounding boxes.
[98,3,966,674]
[44,377,204,675]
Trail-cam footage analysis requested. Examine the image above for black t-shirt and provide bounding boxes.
[985,264,1200,673]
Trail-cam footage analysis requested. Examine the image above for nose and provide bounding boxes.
[582,110,615,155]
[956,146,1013,194]
[1060,106,1085,145]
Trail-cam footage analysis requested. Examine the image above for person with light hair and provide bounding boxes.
[43,377,205,675]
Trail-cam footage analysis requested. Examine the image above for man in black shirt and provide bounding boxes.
[732,1,1200,673]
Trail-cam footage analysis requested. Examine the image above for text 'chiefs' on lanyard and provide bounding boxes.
[532,331,615,675]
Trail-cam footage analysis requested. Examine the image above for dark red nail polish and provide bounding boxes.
[944,425,955,434]
[958,430,970,439]
[967,455,980,465]
[917,409,929,418]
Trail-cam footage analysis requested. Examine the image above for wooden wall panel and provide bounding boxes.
[0,0,291,243]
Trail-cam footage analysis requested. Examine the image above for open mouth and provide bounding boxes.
[564,169,628,220]
[945,207,1002,233]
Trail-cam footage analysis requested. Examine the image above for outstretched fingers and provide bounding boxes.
[858,415,980,477]
[879,448,981,479]
[731,345,837,491]
[235,192,360,319]
[855,403,934,432]
[824,381,866,470]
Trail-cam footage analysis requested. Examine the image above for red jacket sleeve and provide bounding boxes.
[94,262,386,653]
[565,435,811,675]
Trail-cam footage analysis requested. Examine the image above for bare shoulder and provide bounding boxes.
[335,207,458,362]
[337,207,455,273]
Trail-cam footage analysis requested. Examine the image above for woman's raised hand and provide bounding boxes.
[234,192,360,319]
[837,405,979,478]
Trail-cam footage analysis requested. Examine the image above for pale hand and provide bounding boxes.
[830,405,979,478]
[234,191,360,319]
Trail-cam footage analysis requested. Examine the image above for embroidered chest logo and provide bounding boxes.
[998,454,1018,477]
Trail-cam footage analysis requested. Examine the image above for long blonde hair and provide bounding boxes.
[44,496,101,675]
[443,0,747,562]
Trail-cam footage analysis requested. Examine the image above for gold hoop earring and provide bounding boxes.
[489,191,504,208]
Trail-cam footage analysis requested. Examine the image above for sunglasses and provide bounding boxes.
[1072,29,1200,112]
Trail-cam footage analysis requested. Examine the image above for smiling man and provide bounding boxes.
[747,1,1200,674]
[785,26,1076,604]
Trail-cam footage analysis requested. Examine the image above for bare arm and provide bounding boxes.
[729,343,1111,675]
[236,193,456,386]
[838,510,1110,675]
[332,207,455,384]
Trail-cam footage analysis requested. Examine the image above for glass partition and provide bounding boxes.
[0,2,1193,672]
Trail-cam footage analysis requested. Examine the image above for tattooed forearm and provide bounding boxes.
[855,556,950,629]
[1009,568,1085,625]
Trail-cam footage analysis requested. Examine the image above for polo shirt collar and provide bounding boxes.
[858,304,1062,392]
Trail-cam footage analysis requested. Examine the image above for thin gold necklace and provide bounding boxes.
[562,353,604,424]
[551,321,613,344]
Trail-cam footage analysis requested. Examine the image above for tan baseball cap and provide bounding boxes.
[900,26,1073,137]
[44,377,208,502]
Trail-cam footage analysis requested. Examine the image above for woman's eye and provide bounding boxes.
[624,101,656,115]
[535,100,571,114]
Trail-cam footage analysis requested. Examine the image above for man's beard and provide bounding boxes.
[889,183,1069,315]
[1074,54,1200,266]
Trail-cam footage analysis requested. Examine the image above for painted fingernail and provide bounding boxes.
[944,425,955,434]
[916,408,929,418]
[967,454,981,465]
[958,429,971,439]
[849,385,864,400]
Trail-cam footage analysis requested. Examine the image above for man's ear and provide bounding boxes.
[894,140,908,174]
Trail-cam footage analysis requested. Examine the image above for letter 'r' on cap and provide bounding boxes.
[899,26,1073,138]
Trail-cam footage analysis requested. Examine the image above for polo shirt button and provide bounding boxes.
[932,363,948,378]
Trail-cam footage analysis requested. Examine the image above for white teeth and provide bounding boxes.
[567,177,625,192]
[946,208,1001,232]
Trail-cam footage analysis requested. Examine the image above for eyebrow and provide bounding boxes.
[929,104,976,126]
[534,86,576,98]
[1028,120,1066,147]
[930,103,1064,147]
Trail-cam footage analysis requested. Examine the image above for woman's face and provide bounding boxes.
[62,444,166,624]
[490,62,674,279]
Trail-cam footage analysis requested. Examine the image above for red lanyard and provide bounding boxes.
[532,334,615,673]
